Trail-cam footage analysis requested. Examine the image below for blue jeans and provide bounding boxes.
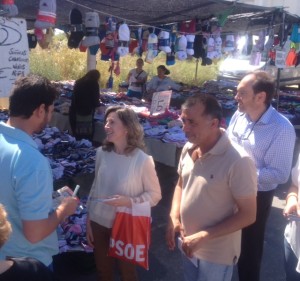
[284,237,300,281]
[182,254,233,281]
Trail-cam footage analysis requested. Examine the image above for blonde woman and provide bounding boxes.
[0,204,55,280]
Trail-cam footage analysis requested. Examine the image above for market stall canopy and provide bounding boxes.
[4,0,299,33]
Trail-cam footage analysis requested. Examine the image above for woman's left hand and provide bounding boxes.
[105,195,131,208]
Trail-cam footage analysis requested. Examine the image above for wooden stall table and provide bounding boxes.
[49,111,72,133]
[144,138,182,168]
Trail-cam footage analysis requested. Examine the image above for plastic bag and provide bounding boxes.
[108,201,151,270]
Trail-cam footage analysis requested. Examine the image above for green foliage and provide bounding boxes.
[29,33,219,90]
[29,35,87,81]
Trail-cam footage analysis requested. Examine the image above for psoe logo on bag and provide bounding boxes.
[110,238,146,262]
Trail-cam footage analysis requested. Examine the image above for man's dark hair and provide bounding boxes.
[9,74,57,118]
[249,71,275,106]
[182,94,223,123]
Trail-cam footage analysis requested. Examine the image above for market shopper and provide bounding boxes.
[126,58,148,99]
[0,74,79,267]
[166,94,257,281]
[227,71,296,281]
[86,106,161,281]
[69,69,101,141]
[145,65,182,101]
[0,204,56,281]
[283,154,300,281]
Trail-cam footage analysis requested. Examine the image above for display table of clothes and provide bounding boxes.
[33,127,96,181]
[49,109,184,167]
[51,78,300,129]
[47,79,300,170]
[50,84,189,166]
[277,87,300,131]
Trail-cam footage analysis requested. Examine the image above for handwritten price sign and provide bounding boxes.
[0,17,29,100]
[150,90,172,115]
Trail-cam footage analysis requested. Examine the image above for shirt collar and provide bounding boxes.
[187,128,229,157]
[0,121,38,149]
[207,128,230,156]
[258,105,274,124]
[243,105,274,124]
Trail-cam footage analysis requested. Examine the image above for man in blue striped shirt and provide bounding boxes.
[227,71,296,281]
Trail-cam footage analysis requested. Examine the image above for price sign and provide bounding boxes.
[150,90,172,115]
[0,17,29,108]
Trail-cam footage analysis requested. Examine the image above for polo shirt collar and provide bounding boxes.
[0,121,38,149]
[205,128,229,156]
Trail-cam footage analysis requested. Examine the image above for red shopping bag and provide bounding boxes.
[108,201,151,270]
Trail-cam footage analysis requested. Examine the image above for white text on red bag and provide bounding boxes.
[108,201,151,270]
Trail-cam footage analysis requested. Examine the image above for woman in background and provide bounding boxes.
[69,69,101,141]
[145,65,182,101]
[126,58,148,99]
[86,106,161,281]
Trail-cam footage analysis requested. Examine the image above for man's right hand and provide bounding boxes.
[23,197,80,244]
[166,217,182,250]
[59,196,79,218]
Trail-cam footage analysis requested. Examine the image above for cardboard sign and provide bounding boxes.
[0,17,29,100]
[150,90,172,115]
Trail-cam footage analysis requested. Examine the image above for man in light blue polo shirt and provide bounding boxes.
[0,74,79,267]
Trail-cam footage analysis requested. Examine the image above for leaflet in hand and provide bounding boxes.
[89,197,116,203]
[52,186,76,209]
[177,237,198,267]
